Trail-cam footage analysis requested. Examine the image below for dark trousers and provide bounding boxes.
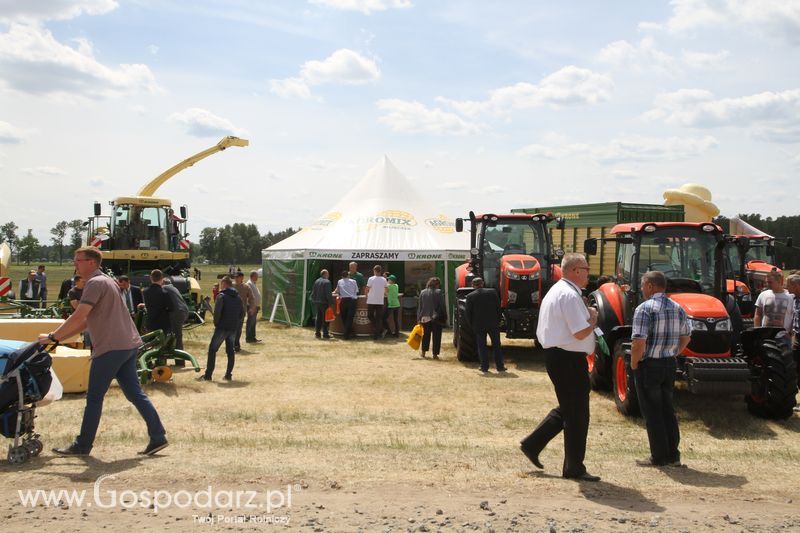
[76,348,165,451]
[383,306,400,334]
[520,348,590,478]
[315,303,330,337]
[206,328,236,379]
[170,311,188,350]
[476,327,504,371]
[634,357,680,465]
[340,298,356,338]
[421,321,442,355]
[246,307,260,341]
[234,314,245,350]
[367,303,384,339]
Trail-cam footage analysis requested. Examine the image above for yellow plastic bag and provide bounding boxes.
[407,323,423,350]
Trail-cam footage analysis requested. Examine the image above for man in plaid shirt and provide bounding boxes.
[631,271,691,467]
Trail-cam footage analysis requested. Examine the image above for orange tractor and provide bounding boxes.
[452,212,564,361]
[584,222,797,419]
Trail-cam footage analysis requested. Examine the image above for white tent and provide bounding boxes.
[262,156,469,326]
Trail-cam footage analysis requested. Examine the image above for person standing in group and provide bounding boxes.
[349,262,365,294]
[200,276,242,381]
[35,264,47,307]
[212,283,220,301]
[754,270,796,345]
[142,270,173,335]
[18,270,42,308]
[334,271,358,339]
[232,271,254,352]
[465,277,505,373]
[630,271,691,467]
[163,279,190,352]
[417,277,447,359]
[383,274,401,337]
[311,269,334,339]
[245,270,262,343]
[520,253,600,482]
[117,275,143,318]
[365,265,388,340]
[58,271,77,301]
[41,246,167,456]
[785,274,800,412]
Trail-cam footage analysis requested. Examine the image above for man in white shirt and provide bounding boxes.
[520,253,600,482]
[245,270,262,343]
[754,270,795,337]
[365,265,388,340]
[334,271,359,339]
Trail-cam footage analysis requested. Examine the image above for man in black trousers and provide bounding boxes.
[465,277,505,373]
[520,253,600,482]
[311,269,334,339]
[142,270,172,335]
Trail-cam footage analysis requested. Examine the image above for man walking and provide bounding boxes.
[631,271,691,467]
[334,271,358,339]
[41,246,167,456]
[163,279,189,351]
[245,270,262,343]
[200,276,242,381]
[366,265,388,340]
[232,271,254,352]
[311,269,334,339]
[142,270,172,335]
[520,253,600,482]
[465,277,505,373]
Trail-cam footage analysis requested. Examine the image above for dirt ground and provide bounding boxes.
[2,322,799,532]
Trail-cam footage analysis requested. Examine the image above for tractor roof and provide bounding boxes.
[611,221,723,234]
[474,213,552,221]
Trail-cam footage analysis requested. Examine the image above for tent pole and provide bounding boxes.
[300,258,308,327]
[443,259,450,326]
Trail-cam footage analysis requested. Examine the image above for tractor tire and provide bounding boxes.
[612,340,640,417]
[454,303,477,362]
[745,340,798,420]
[588,339,612,391]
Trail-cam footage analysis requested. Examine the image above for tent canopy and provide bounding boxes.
[263,156,468,261]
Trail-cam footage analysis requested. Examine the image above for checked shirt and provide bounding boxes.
[632,292,690,360]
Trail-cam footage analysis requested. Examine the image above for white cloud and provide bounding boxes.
[437,181,467,190]
[270,48,379,99]
[0,120,26,143]
[376,99,481,135]
[148,44,159,56]
[597,37,727,73]
[88,178,104,187]
[423,159,434,168]
[308,0,412,14]
[0,0,117,23]
[644,88,800,141]
[666,0,800,45]
[22,166,66,176]
[269,77,312,99]
[169,108,246,138]
[0,24,160,98]
[482,185,507,195]
[517,132,718,162]
[438,66,614,117]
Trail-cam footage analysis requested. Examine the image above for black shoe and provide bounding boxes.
[197,375,212,382]
[392,333,399,338]
[315,333,321,339]
[497,366,508,372]
[635,457,661,467]
[138,440,169,456]
[234,347,241,353]
[323,335,331,339]
[432,354,440,360]
[519,445,543,469]
[479,367,489,373]
[565,472,601,482]
[53,442,90,456]
[223,374,232,381]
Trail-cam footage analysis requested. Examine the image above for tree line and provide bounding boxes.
[197,224,298,264]
[715,214,800,268]
[0,220,85,265]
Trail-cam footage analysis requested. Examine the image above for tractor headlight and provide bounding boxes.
[506,271,521,280]
[690,319,708,331]
[531,271,541,280]
[715,318,732,331]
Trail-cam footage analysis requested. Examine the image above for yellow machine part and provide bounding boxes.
[0,319,82,344]
[52,345,92,393]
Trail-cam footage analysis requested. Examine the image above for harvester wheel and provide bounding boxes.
[454,305,477,362]
[588,341,611,391]
[612,340,640,417]
[745,340,798,419]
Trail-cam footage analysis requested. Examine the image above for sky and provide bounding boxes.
[1,0,799,243]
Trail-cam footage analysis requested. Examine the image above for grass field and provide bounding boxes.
[2,262,800,530]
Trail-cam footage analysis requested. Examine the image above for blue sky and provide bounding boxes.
[1,0,799,243]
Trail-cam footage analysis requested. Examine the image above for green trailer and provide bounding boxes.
[511,202,685,278]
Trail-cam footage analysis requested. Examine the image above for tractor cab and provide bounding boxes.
[725,234,782,296]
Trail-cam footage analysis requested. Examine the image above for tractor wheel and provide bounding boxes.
[588,341,612,391]
[612,340,640,417]
[454,305,477,362]
[745,340,798,420]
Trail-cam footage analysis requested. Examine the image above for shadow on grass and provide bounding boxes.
[453,345,546,373]
[2,454,149,481]
[217,380,249,389]
[526,471,665,512]
[675,392,782,440]
[147,381,179,397]
[661,465,747,488]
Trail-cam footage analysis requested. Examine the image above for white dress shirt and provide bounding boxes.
[536,278,595,354]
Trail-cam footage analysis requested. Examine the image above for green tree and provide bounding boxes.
[50,220,69,265]
[0,221,19,261]
[18,229,40,265]
[199,227,219,263]
[68,219,85,253]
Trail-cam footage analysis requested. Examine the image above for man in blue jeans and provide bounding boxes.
[199,276,243,381]
[631,270,691,467]
[41,246,167,456]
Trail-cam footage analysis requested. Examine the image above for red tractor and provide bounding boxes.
[452,212,564,361]
[584,222,797,420]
